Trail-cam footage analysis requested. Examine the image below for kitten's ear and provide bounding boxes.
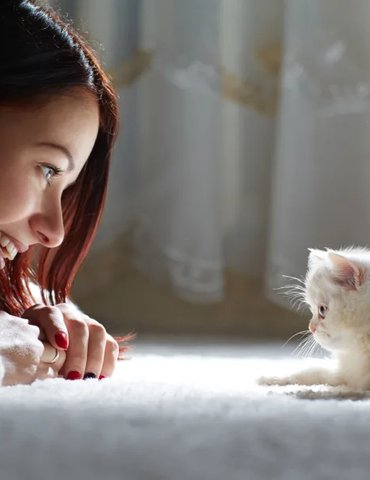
[328,252,366,290]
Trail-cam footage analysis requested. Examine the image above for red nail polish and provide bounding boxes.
[55,332,68,349]
[99,375,106,380]
[67,371,82,380]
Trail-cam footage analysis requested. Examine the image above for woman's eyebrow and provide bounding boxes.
[34,142,75,171]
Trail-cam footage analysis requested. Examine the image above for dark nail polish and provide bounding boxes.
[83,372,97,380]
[55,332,68,349]
[67,370,82,380]
[99,375,106,380]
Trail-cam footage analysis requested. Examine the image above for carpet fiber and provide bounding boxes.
[1,336,370,480]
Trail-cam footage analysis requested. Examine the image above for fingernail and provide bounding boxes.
[83,372,97,380]
[99,375,106,380]
[66,371,82,380]
[55,332,68,349]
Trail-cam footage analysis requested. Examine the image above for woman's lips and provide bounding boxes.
[0,233,29,269]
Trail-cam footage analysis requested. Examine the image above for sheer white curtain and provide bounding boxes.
[55,0,370,306]
[128,0,283,302]
[266,0,370,303]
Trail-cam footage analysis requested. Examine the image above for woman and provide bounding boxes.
[0,0,127,385]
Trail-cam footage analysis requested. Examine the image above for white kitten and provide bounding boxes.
[259,247,370,390]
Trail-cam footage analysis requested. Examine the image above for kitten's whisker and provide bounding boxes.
[292,335,312,357]
[306,337,318,358]
[282,330,310,348]
[274,284,306,292]
[295,334,317,359]
[274,284,305,293]
[274,280,309,313]
[276,286,306,295]
[287,291,306,300]
[304,337,317,358]
[291,296,306,310]
[295,299,307,312]
[291,294,308,312]
[280,290,306,302]
[297,337,311,358]
[282,274,305,286]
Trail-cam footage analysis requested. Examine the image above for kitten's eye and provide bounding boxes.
[318,304,328,319]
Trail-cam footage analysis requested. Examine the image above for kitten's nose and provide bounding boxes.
[309,322,316,333]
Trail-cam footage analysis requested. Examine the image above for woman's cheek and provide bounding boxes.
[0,181,37,223]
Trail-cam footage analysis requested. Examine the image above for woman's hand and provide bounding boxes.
[22,303,120,380]
[0,310,66,386]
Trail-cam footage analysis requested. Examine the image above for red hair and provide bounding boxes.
[0,1,133,352]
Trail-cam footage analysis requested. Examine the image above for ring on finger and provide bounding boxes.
[48,348,60,364]
[41,342,60,364]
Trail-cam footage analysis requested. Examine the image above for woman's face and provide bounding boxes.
[0,90,99,265]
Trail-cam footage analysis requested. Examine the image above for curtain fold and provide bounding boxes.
[134,0,224,301]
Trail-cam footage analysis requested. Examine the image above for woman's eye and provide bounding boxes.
[318,304,328,319]
[40,164,63,184]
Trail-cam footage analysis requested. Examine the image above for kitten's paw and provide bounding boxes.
[258,368,335,387]
[257,375,292,386]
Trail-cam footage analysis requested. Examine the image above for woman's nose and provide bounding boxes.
[29,201,65,248]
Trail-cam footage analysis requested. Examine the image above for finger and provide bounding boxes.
[99,335,119,379]
[83,322,107,379]
[22,305,69,351]
[59,319,89,380]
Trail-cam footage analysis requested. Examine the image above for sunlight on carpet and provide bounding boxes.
[2,337,370,480]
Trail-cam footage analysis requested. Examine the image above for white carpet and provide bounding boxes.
[1,336,370,480]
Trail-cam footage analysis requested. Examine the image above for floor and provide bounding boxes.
[1,336,369,480]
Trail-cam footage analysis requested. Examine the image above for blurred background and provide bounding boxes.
[48,0,370,340]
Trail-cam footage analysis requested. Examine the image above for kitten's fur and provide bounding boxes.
[259,247,370,391]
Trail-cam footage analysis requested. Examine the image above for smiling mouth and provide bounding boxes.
[0,232,28,264]
[0,235,19,260]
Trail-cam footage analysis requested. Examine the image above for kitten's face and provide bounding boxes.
[304,249,369,352]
